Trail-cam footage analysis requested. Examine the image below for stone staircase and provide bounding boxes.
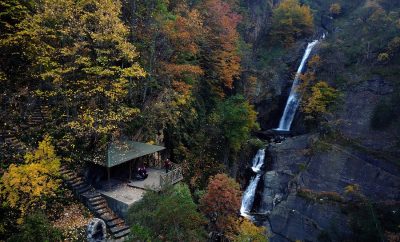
[60,166,131,241]
[1,129,27,153]
[27,105,50,127]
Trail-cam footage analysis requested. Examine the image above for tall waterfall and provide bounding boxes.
[240,149,265,218]
[277,38,322,131]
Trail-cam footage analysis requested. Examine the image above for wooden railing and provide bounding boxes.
[160,165,183,189]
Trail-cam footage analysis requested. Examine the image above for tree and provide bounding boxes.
[9,212,62,242]
[202,0,242,96]
[128,184,207,241]
[235,219,268,242]
[270,0,314,47]
[302,81,339,121]
[9,0,146,161]
[211,95,259,152]
[200,173,242,240]
[0,135,61,223]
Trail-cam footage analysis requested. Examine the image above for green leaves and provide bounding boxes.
[128,184,207,242]
[270,0,314,47]
[211,95,259,152]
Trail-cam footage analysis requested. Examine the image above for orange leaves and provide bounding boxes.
[203,0,242,92]
[163,13,203,54]
[172,81,192,96]
[162,62,204,77]
[200,173,242,236]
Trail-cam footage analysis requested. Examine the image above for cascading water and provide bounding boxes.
[276,36,324,131]
[240,149,265,218]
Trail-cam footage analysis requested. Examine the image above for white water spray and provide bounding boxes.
[240,149,265,218]
[277,37,324,131]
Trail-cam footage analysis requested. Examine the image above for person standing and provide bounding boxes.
[164,158,171,173]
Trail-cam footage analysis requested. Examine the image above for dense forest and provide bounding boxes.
[0,0,399,241]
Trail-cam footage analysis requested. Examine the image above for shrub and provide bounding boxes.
[9,212,62,242]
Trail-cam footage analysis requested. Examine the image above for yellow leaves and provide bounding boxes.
[330,3,342,16]
[308,55,321,69]
[345,184,360,194]
[271,0,314,47]
[378,52,390,62]
[122,63,147,78]
[235,219,268,242]
[302,81,339,120]
[0,135,61,222]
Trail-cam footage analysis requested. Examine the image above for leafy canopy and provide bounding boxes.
[128,183,206,241]
[211,95,259,152]
[270,0,314,47]
[8,212,62,242]
[302,81,339,120]
[235,219,268,242]
[0,135,61,223]
[200,173,242,239]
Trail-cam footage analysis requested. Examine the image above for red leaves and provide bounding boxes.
[200,173,242,234]
[203,0,242,92]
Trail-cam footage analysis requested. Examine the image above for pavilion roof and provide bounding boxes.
[103,141,165,168]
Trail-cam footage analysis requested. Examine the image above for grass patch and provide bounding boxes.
[297,188,345,204]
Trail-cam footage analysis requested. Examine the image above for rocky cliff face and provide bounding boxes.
[256,78,400,241]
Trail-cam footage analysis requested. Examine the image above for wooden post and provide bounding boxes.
[129,160,132,180]
[107,167,110,189]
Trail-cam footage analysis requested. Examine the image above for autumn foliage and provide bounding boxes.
[270,0,314,47]
[200,173,242,239]
[0,135,61,223]
[203,0,242,94]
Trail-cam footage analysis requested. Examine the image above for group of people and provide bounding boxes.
[136,166,148,180]
[134,158,172,181]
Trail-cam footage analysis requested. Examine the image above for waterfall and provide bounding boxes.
[276,37,323,131]
[240,149,265,218]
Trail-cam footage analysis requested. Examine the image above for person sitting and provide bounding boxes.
[140,166,148,179]
[137,166,148,180]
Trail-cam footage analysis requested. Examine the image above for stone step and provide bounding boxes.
[76,185,91,194]
[95,208,109,216]
[88,195,103,202]
[81,191,101,200]
[90,198,107,206]
[92,202,107,210]
[65,176,79,183]
[63,171,74,177]
[71,180,85,188]
[100,213,118,222]
[106,218,125,228]
[59,169,69,174]
[113,228,130,239]
[65,174,79,181]
[110,225,129,235]
[70,176,84,183]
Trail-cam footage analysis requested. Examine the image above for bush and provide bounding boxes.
[270,0,314,47]
[128,184,206,241]
[9,212,62,242]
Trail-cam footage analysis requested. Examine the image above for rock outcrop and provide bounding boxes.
[257,78,400,241]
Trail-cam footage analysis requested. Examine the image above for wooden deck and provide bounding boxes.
[128,168,166,191]
[128,166,183,191]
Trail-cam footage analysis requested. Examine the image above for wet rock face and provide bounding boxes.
[265,194,352,242]
[338,79,398,151]
[260,133,400,241]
